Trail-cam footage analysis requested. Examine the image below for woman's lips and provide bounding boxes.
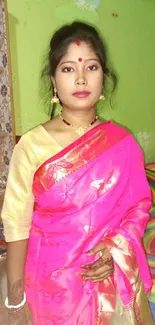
[73,91,90,98]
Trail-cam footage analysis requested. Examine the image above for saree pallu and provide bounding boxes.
[25,122,153,325]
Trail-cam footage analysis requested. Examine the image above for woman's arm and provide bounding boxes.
[1,137,35,324]
[2,137,35,243]
[7,240,28,305]
[6,240,33,325]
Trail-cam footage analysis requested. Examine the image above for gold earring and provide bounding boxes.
[51,88,60,104]
[99,94,105,101]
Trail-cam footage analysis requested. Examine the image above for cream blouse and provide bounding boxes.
[1,125,62,242]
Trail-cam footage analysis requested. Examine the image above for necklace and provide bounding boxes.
[59,112,98,136]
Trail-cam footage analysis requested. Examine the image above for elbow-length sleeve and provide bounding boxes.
[1,137,35,242]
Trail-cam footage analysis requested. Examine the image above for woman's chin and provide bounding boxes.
[62,99,97,111]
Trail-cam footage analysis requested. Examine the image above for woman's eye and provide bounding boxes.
[62,67,74,72]
[87,65,98,71]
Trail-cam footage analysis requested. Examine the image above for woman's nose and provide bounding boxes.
[75,74,87,86]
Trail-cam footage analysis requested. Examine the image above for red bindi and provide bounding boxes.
[78,57,83,62]
[76,40,81,46]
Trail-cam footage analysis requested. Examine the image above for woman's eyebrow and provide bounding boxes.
[59,58,99,66]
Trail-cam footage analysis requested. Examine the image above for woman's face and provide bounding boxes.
[52,41,104,112]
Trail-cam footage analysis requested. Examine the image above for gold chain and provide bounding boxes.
[59,113,98,136]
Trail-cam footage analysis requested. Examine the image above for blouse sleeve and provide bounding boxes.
[1,137,35,242]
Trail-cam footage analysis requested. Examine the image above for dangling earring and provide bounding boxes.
[51,88,60,104]
[99,94,105,101]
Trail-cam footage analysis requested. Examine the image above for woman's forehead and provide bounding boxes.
[61,41,96,59]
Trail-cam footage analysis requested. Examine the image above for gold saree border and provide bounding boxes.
[133,276,154,325]
[97,232,154,325]
[33,124,129,196]
[97,281,154,325]
[97,276,154,324]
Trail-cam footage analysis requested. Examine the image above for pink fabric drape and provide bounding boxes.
[25,122,152,324]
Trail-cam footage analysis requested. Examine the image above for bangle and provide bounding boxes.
[5,292,26,309]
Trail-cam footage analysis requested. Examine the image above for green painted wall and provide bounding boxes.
[7,0,155,161]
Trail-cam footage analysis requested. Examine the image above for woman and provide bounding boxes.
[1,21,154,324]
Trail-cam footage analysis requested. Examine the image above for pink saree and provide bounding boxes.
[25,122,153,325]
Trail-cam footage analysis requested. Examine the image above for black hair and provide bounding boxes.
[41,21,117,118]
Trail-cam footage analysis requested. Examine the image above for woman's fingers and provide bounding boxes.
[81,261,99,270]
[83,269,113,281]
[81,244,114,282]
[81,256,114,281]
[82,263,113,278]
[83,266,114,281]
[81,264,112,278]
[82,254,108,269]
[92,271,113,282]
[82,255,113,271]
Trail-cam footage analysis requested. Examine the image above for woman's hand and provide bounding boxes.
[81,242,114,282]
[7,302,33,325]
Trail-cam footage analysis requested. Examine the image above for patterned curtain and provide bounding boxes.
[0,0,15,243]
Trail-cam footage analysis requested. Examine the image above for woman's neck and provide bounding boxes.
[61,106,97,127]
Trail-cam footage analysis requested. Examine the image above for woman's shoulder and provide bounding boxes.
[18,123,56,150]
[11,125,45,166]
[19,124,45,145]
[15,122,62,167]
[13,124,50,158]
[109,121,142,152]
[107,120,131,140]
